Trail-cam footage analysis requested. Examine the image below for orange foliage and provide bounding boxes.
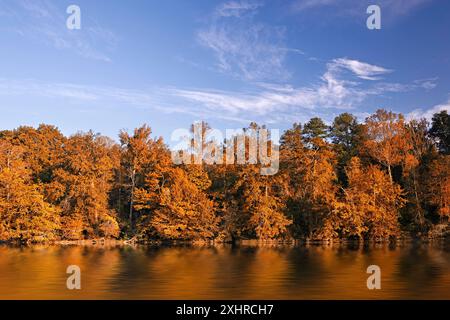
[0,108,448,242]
[335,157,405,240]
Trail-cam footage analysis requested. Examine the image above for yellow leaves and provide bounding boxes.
[183,165,212,191]
[133,188,155,211]
[50,132,120,240]
[0,140,61,242]
[99,215,120,238]
[235,164,292,240]
[249,206,292,240]
[136,164,218,241]
[61,216,84,240]
[339,157,404,240]
[0,176,61,242]
[363,109,413,180]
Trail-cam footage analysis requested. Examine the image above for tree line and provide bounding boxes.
[0,109,449,243]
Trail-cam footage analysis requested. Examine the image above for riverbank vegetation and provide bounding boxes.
[0,109,449,243]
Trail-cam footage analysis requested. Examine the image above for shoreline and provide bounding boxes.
[1,235,448,247]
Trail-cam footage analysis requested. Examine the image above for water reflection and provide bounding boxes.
[0,243,449,299]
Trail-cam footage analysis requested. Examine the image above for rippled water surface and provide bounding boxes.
[0,243,449,299]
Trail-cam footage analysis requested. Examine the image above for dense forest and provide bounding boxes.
[0,109,449,243]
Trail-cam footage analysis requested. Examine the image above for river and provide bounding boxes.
[0,242,449,299]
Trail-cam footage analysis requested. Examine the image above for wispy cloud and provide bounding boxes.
[369,77,438,94]
[0,56,438,126]
[215,0,263,17]
[197,0,303,82]
[328,58,392,80]
[413,78,438,90]
[168,58,435,118]
[407,98,450,121]
[0,0,118,62]
[0,78,251,123]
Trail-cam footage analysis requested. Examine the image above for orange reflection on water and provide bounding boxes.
[0,243,449,299]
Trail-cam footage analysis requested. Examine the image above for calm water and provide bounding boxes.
[0,242,449,299]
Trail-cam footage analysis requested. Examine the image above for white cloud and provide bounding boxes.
[168,57,425,116]
[329,58,392,80]
[407,100,450,121]
[0,55,438,126]
[413,78,438,90]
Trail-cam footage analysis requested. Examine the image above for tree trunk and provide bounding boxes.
[387,164,393,183]
[129,169,136,228]
[412,171,424,225]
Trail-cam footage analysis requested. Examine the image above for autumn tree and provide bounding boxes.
[423,155,450,222]
[0,125,66,203]
[205,137,243,242]
[0,141,60,242]
[222,125,291,240]
[237,168,291,240]
[335,157,405,240]
[363,109,412,182]
[133,139,219,241]
[52,132,119,239]
[0,111,447,243]
[280,122,338,240]
[401,119,434,228]
[119,125,154,228]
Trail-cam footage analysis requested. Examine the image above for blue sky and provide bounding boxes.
[0,0,449,144]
